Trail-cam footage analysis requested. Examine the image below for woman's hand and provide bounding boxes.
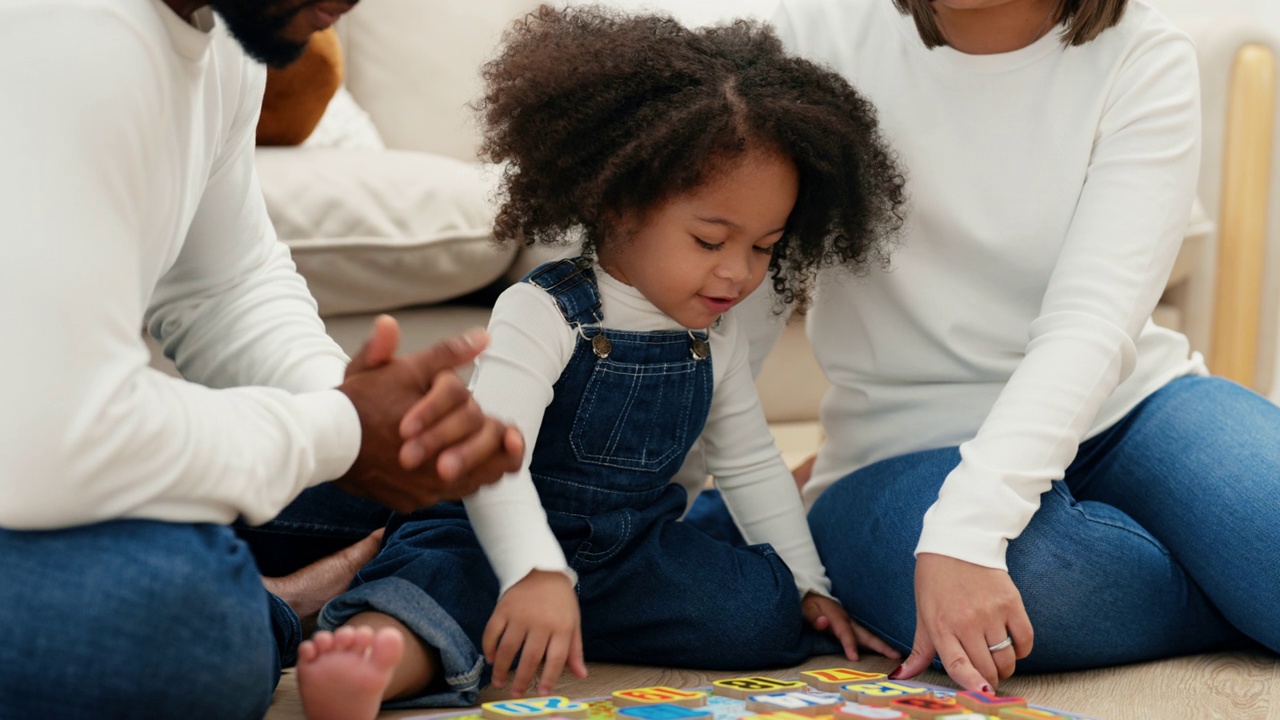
[894,553,1033,691]
[802,592,901,662]
[483,570,588,697]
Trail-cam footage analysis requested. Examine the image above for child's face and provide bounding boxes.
[599,150,799,330]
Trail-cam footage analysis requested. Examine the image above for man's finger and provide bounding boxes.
[400,328,490,388]
[346,314,400,377]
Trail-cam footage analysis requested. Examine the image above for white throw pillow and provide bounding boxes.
[255,148,516,316]
[302,86,386,151]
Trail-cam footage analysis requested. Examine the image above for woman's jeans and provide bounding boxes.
[0,483,390,720]
[690,376,1280,670]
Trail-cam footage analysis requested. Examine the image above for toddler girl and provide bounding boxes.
[295,6,905,718]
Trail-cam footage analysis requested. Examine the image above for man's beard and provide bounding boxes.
[210,0,330,68]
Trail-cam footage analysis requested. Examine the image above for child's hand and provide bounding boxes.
[802,591,902,662]
[483,570,588,697]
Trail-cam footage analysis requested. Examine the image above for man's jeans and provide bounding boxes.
[0,521,279,719]
[0,483,390,719]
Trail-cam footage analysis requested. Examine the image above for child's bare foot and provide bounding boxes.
[262,529,384,633]
[298,625,404,720]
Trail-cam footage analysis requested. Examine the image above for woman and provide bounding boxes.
[694,0,1280,694]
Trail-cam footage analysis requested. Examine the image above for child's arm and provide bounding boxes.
[700,313,896,660]
[462,283,588,695]
[699,315,831,597]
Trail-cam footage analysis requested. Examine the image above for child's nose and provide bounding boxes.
[714,249,752,282]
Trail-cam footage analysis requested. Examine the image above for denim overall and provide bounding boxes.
[319,259,828,708]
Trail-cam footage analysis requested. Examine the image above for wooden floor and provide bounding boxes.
[266,650,1280,720]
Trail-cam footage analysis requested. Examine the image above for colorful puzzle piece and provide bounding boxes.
[888,695,961,718]
[800,669,890,692]
[712,677,809,699]
[834,701,908,719]
[482,697,590,720]
[956,691,1027,713]
[615,704,712,720]
[745,691,841,716]
[937,714,1001,719]
[840,681,930,706]
[612,687,708,708]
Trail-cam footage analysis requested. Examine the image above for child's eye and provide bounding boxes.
[694,237,722,251]
[753,244,775,255]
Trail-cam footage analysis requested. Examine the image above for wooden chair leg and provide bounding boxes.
[1212,44,1276,389]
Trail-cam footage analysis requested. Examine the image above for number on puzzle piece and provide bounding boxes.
[712,677,809,699]
[840,681,930,706]
[481,697,590,720]
[800,669,890,693]
[956,691,1027,713]
[889,695,961,718]
[834,701,908,719]
[745,691,841,716]
[612,687,708,708]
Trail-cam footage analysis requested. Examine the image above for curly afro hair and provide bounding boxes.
[475,4,905,306]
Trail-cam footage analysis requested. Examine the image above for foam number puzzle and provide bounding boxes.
[956,690,1028,713]
[411,669,1100,720]
[885,696,959,718]
[613,688,709,708]
[481,697,590,720]
[839,681,929,707]
[833,702,907,719]
[712,677,809,699]
[799,669,888,693]
[744,692,840,716]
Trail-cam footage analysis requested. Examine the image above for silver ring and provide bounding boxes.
[987,636,1014,653]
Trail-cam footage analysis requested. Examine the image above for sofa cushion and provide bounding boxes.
[255,147,515,316]
[256,29,343,146]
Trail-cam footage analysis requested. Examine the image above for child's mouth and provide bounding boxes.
[699,295,736,313]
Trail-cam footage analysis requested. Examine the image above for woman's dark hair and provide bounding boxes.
[892,0,1128,50]
[474,4,905,306]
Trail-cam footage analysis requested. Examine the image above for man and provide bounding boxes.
[0,0,522,717]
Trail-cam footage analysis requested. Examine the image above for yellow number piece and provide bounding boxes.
[800,669,889,693]
[712,677,809,699]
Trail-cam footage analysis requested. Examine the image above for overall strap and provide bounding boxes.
[522,257,604,327]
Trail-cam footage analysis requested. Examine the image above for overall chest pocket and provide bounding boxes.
[570,358,701,473]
